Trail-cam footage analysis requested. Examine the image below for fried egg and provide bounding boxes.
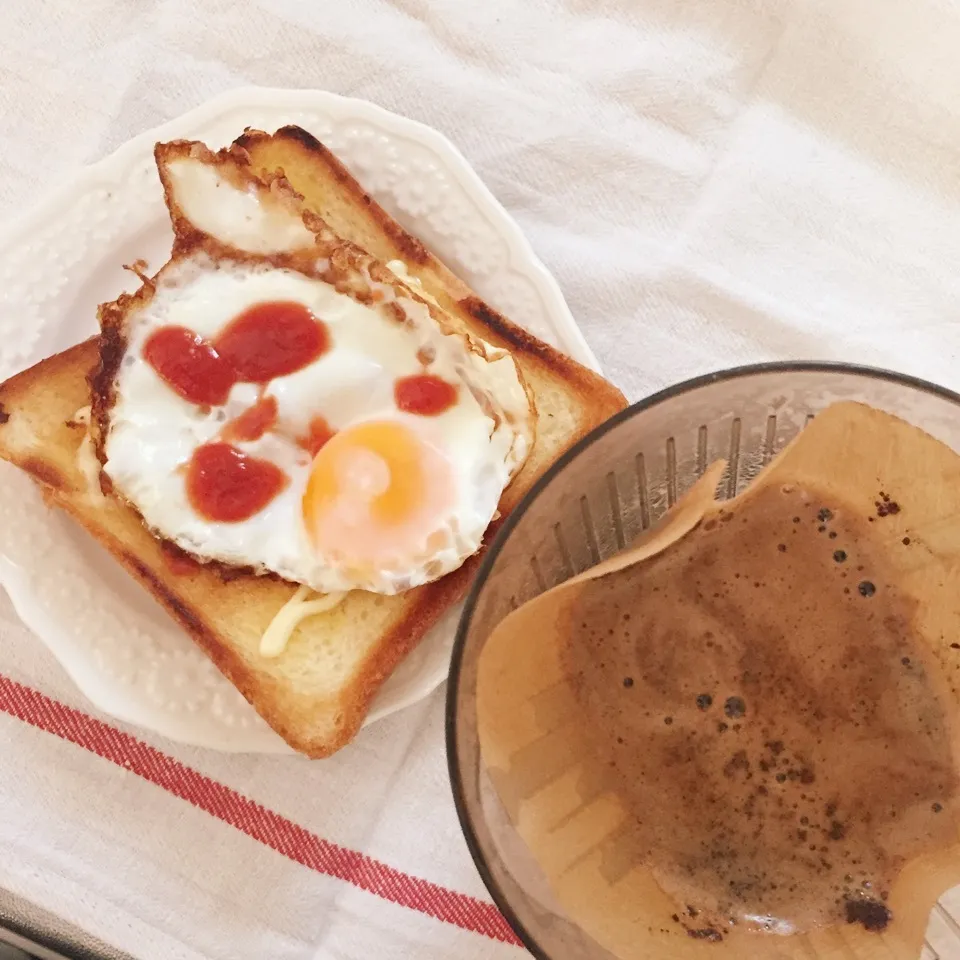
[101,252,534,594]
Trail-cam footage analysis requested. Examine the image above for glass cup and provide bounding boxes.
[447,362,960,960]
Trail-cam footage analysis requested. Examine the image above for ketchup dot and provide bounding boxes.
[221,394,279,444]
[298,416,337,457]
[215,301,329,383]
[186,442,287,522]
[394,374,458,416]
[143,326,236,406]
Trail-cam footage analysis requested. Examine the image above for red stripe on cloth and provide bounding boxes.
[0,674,522,947]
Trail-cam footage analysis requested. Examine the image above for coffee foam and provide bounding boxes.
[563,482,956,936]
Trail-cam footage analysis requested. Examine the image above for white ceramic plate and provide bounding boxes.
[0,87,601,754]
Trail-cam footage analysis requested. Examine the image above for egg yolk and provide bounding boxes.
[302,420,454,566]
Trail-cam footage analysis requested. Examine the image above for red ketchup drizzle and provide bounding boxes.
[144,302,330,522]
[143,326,236,406]
[186,443,288,523]
[216,301,329,383]
[221,394,279,444]
[394,374,458,416]
[143,302,329,405]
[297,416,337,457]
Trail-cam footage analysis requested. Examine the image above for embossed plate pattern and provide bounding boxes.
[0,87,601,753]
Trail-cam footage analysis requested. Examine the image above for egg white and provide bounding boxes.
[103,253,530,594]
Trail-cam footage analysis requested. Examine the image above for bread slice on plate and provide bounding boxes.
[0,127,626,757]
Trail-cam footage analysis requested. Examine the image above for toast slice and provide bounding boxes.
[0,127,626,756]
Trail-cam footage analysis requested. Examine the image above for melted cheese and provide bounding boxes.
[259,585,347,657]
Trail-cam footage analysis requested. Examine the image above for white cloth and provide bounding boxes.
[4,1,960,957]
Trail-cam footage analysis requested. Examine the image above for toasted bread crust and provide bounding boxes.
[237,125,435,267]
[0,128,627,757]
[2,337,100,502]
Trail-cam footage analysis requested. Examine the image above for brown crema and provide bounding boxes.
[560,482,959,937]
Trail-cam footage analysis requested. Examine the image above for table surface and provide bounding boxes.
[6,2,960,959]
